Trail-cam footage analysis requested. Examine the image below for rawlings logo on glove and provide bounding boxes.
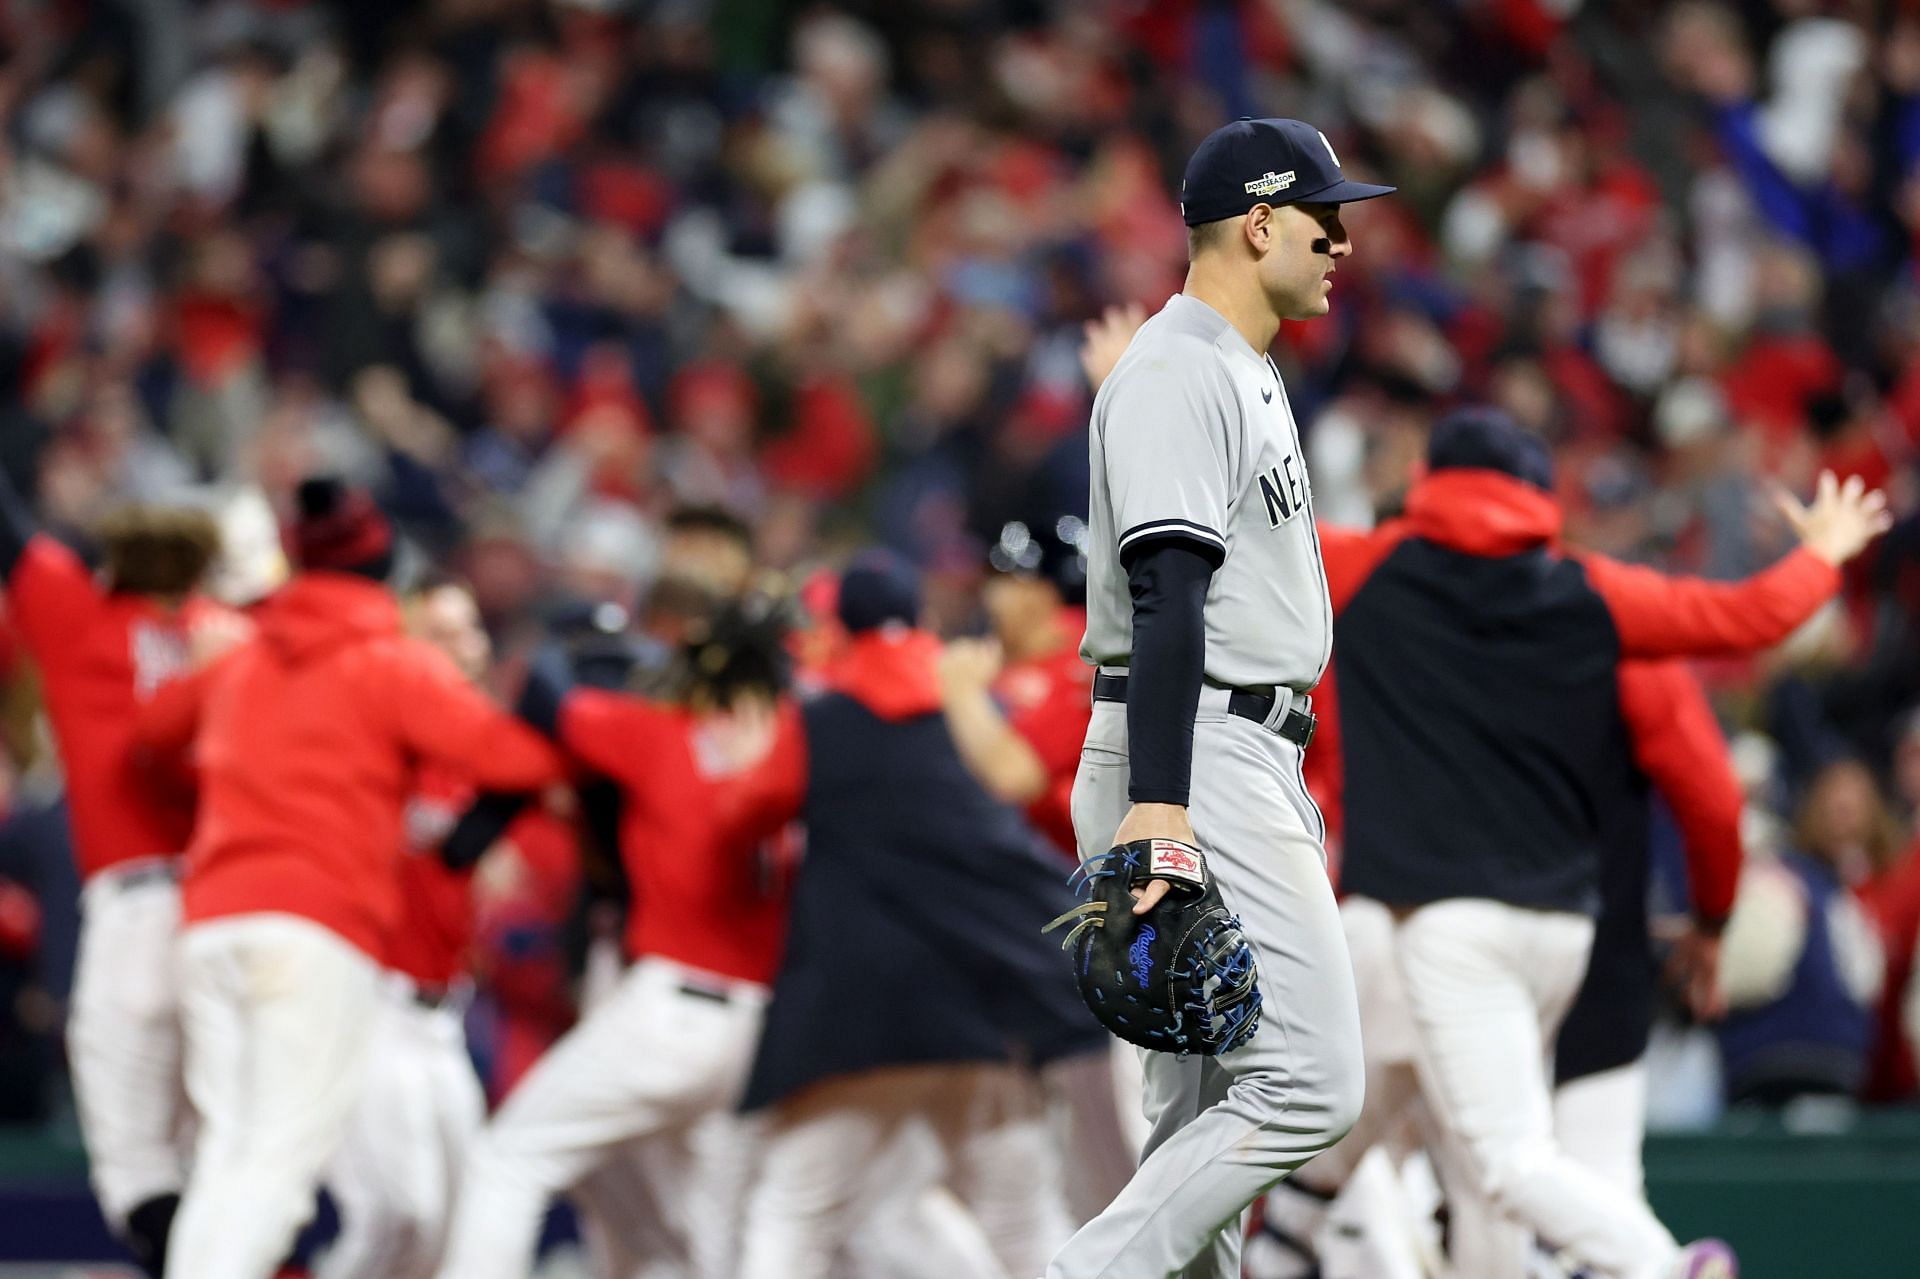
[1147,840,1204,885]
[1044,838,1263,1057]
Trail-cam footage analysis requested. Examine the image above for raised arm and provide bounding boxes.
[939,638,1048,806]
[1581,471,1888,658]
[0,465,98,656]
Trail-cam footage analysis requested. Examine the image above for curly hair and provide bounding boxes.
[680,592,795,709]
[97,505,222,598]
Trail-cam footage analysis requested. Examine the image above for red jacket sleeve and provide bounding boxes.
[4,536,101,665]
[1616,661,1743,927]
[557,688,670,786]
[387,641,565,790]
[1579,546,1841,658]
[1319,522,1412,615]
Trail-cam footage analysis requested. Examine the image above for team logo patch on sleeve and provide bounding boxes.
[1243,171,1296,197]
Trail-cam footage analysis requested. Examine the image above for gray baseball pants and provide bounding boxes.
[1046,697,1365,1279]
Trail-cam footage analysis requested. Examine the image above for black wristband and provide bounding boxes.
[1122,540,1214,805]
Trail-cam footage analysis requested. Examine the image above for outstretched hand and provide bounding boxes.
[1776,470,1892,567]
[1079,303,1147,391]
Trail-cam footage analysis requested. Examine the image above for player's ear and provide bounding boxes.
[1242,204,1274,256]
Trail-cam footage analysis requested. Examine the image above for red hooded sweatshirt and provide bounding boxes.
[1314,468,1810,920]
[137,573,564,961]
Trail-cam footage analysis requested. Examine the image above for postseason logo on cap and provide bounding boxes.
[1180,117,1396,227]
[1244,171,1296,198]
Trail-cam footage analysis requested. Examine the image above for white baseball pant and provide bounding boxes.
[849,1183,1022,1279]
[1041,1046,1140,1224]
[1445,1060,1653,1279]
[169,913,382,1279]
[1553,1061,1649,1198]
[319,978,485,1279]
[1286,896,1437,1279]
[736,1061,1070,1279]
[566,1113,763,1279]
[66,860,191,1230]
[1293,896,1424,1198]
[564,935,762,1279]
[433,956,767,1279]
[844,1100,1067,1279]
[564,931,686,1279]
[1046,701,1366,1279]
[1395,899,1682,1279]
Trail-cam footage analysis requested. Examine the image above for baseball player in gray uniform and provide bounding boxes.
[1047,118,1394,1279]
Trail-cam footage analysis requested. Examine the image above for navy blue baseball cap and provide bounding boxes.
[837,549,923,633]
[1428,408,1555,492]
[1180,118,1396,227]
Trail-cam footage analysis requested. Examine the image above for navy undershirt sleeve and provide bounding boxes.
[439,791,530,871]
[0,465,38,582]
[516,645,574,739]
[1122,539,1215,805]
[443,647,577,870]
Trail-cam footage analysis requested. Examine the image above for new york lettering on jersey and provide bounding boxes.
[1248,352,1312,532]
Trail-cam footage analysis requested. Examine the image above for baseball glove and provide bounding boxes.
[1044,838,1262,1056]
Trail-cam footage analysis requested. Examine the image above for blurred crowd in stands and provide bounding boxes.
[2,0,1920,1144]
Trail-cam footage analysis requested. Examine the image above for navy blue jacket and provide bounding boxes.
[742,668,1104,1112]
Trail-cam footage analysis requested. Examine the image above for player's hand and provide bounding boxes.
[938,637,1003,699]
[1776,470,1892,567]
[1079,303,1147,391]
[1664,924,1727,1021]
[1112,801,1198,915]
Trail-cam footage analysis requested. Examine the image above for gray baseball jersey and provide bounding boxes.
[1080,293,1332,692]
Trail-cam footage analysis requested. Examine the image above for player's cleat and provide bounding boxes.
[1672,1238,1738,1279]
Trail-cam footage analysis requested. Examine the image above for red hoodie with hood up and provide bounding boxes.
[137,572,564,961]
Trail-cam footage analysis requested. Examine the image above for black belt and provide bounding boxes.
[1093,671,1316,749]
